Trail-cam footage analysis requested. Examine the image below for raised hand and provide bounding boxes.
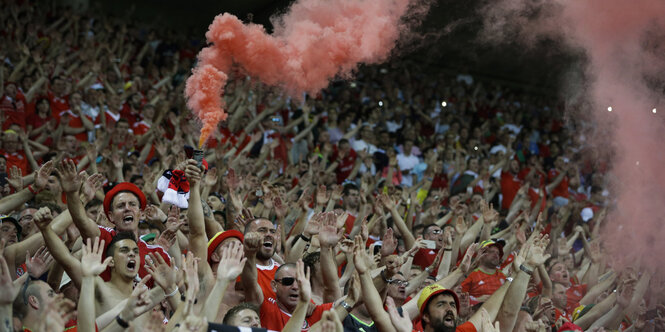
[216,241,247,281]
[526,234,551,268]
[145,253,176,295]
[144,204,167,224]
[315,185,328,206]
[273,195,288,219]
[156,218,183,250]
[386,296,412,332]
[120,275,153,322]
[55,159,83,194]
[352,235,372,274]
[0,241,23,304]
[381,228,398,257]
[304,213,323,237]
[33,207,54,231]
[80,237,112,277]
[184,159,202,186]
[203,167,218,187]
[480,199,499,224]
[318,212,339,249]
[296,259,312,304]
[182,252,200,315]
[460,243,479,275]
[80,172,105,203]
[226,168,240,193]
[8,165,23,191]
[26,246,54,278]
[33,160,55,191]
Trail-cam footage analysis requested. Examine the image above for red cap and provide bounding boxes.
[207,230,244,264]
[103,182,147,216]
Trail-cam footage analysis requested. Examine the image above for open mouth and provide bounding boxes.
[443,313,455,327]
[263,240,273,249]
[123,216,134,225]
[289,293,299,301]
[127,260,137,271]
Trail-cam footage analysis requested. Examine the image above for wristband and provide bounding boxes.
[28,184,40,195]
[165,286,179,297]
[116,315,129,329]
[299,234,311,242]
[443,248,453,251]
[425,266,433,274]
[519,264,533,276]
[340,301,353,312]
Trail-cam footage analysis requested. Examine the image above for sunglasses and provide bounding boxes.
[429,229,443,235]
[275,277,296,286]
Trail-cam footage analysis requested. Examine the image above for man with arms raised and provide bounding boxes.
[58,159,171,282]
[34,206,178,328]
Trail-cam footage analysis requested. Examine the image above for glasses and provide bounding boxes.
[429,229,443,235]
[389,279,409,287]
[275,277,296,286]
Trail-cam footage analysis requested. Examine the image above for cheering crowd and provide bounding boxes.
[0,1,662,332]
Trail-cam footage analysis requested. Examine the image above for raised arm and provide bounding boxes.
[0,160,53,214]
[318,212,343,302]
[183,159,214,280]
[78,237,113,332]
[282,259,312,332]
[240,231,264,306]
[379,194,416,250]
[354,235,396,332]
[496,234,550,332]
[34,207,83,288]
[204,241,246,322]
[58,159,101,239]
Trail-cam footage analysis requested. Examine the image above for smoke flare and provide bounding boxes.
[186,0,429,147]
[481,0,665,273]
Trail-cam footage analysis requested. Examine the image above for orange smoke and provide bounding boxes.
[185,0,428,146]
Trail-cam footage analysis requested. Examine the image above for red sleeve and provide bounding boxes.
[460,273,474,294]
[456,321,477,332]
[307,302,335,325]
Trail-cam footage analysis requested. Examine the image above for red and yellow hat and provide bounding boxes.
[417,284,460,316]
[207,230,244,264]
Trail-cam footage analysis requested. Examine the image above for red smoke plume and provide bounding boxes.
[481,0,665,273]
[186,0,428,147]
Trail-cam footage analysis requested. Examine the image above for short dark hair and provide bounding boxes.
[342,183,359,196]
[422,224,441,236]
[105,231,137,257]
[303,251,320,276]
[223,303,259,325]
[85,198,103,210]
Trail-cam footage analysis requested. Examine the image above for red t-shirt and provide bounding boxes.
[412,320,476,332]
[547,169,569,198]
[1,92,27,130]
[500,171,522,210]
[527,187,547,214]
[96,225,171,287]
[47,91,69,117]
[59,110,92,142]
[331,146,357,184]
[260,296,333,331]
[1,150,30,174]
[461,269,506,305]
[413,248,439,271]
[257,259,280,303]
[566,283,588,313]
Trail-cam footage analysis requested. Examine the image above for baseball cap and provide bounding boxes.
[479,239,505,258]
[417,284,460,316]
